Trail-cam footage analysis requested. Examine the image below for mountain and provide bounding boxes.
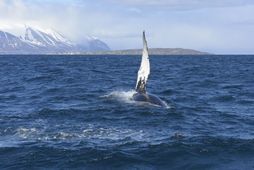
[76,36,111,52]
[88,48,210,55]
[0,30,35,54]
[0,27,209,55]
[0,27,110,54]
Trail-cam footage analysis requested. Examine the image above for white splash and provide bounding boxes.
[101,90,136,104]
[10,126,146,144]
[15,127,38,139]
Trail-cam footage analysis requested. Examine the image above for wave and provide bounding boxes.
[3,127,254,150]
[0,126,147,148]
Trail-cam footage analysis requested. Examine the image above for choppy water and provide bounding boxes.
[0,55,254,169]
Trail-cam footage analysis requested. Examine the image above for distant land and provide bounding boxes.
[0,26,210,55]
[84,48,210,55]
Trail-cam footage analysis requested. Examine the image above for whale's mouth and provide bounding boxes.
[102,90,170,108]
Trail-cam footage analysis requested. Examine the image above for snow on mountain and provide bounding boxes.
[0,30,37,54]
[0,26,110,54]
[44,29,73,46]
[76,35,110,52]
[24,27,74,48]
[0,31,21,48]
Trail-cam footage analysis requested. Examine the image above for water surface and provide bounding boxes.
[0,55,254,169]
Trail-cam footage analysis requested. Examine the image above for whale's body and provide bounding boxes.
[133,92,167,107]
[132,31,166,107]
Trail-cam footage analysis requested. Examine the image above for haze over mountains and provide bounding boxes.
[0,26,209,55]
[0,26,110,54]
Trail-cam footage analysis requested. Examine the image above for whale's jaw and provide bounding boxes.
[132,92,167,107]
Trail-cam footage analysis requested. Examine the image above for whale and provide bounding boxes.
[133,92,167,107]
[132,31,167,107]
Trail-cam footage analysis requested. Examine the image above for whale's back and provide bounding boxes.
[133,93,167,107]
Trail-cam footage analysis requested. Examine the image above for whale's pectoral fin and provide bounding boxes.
[136,77,146,94]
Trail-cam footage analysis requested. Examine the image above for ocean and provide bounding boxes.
[0,55,253,169]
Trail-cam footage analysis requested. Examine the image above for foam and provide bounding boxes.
[101,90,136,104]
[11,126,146,143]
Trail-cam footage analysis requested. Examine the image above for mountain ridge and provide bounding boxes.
[0,27,210,55]
[0,27,110,54]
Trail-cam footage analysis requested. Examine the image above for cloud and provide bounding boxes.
[0,0,254,54]
[110,0,254,9]
[0,0,97,38]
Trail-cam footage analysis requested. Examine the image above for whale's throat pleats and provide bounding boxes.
[135,31,150,93]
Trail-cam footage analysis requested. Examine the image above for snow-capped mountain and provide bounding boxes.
[0,27,110,54]
[0,30,37,54]
[24,27,73,47]
[76,36,111,52]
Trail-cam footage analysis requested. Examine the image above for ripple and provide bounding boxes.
[211,95,236,102]
[0,55,254,169]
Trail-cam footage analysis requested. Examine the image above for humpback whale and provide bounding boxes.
[132,31,167,107]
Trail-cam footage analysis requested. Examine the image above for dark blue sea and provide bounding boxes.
[0,55,254,169]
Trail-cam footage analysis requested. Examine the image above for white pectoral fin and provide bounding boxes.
[135,31,150,91]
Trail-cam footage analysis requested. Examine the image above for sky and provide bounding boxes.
[0,0,254,54]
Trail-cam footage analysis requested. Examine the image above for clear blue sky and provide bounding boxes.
[0,0,254,54]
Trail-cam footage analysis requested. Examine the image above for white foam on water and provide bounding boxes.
[0,125,175,148]
[9,125,147,144]
[15,127,38,139]
[101,90,136,104]
[81,127,145,141]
